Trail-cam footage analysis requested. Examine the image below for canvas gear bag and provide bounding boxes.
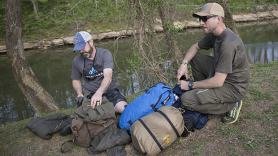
[71,98,116,147]
[119,82,177,131]
[130,106,184,155]
[88,126,131,154]
[27,113,72,139]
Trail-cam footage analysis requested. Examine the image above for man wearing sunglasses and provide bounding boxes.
[71,31,127,113]
[177,3,249,124]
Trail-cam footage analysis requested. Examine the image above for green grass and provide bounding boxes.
[190,141,205,156]
[248,87,273,101]
[248,62,277,102]
[212,62,278,154]
[218,125,241,137]
[217,123,272,151]
[0,119,29,152]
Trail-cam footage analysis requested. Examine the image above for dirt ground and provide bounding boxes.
[0,63,277,156]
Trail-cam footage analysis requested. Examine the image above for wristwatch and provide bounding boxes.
[188,80,194,90]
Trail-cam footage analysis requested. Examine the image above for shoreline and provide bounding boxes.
[0,10,278,54]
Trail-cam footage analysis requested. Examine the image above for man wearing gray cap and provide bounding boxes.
[177,3,249,124]
[71,31,127,113]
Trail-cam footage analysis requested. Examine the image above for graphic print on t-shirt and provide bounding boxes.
[83,62,103,80]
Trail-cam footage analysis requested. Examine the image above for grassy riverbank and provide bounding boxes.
[0,0,277,44]
[0,62,277,155]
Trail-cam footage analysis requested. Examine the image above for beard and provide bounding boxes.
[203,26,217,34]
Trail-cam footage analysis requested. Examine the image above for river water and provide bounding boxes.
[0,23,277,124]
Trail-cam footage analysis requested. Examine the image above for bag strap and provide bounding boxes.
[151,91,165,111]
[84,122,93,138]
[157,110,180,137]
[152,90,172,111]
[138,119,163,151]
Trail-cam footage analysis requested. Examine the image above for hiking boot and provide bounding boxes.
[222,100,243,124]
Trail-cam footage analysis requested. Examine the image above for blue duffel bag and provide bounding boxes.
[119,82,177,131]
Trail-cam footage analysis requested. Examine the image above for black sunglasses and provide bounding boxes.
[199,16,217,22]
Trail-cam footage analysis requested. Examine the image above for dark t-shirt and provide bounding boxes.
[71,47,117,93]
[198,28,250,98]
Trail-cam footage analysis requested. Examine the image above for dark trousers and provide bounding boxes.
[180,53,239,114]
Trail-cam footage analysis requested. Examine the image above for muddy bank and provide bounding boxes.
[1,10,278,54]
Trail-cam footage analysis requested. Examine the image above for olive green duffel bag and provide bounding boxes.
[71,98,116,147]
[130,106,184,155]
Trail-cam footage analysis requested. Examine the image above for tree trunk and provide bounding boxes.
[220,0,238,34]
[5,0,59,114]
[157,2,182,65]
[133,0,147,62]
[30,0,39,19]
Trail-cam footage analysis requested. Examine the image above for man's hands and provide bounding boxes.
[76,91,103,109]
[180,80,190,90]
[90,91,103,109]
[88,68,112,108]
[177,62,190,90]
[76,95,84,107]
[179,80,194,91]
[177,64,189,80]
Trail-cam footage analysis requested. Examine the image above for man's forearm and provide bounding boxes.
[72,80,83,96]
[96,76,111,94]
[96,68,113,94]
[193,73,227,89]
[182,43,199,64]
[193,78,222,89]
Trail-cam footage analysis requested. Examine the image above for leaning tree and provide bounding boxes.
[5,0,59,114]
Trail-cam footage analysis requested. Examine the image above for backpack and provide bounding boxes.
[182,109,208,131]
[130,106,184,155]
[172,85,208,131]
[71,98,116,147]
[119,82,177,131]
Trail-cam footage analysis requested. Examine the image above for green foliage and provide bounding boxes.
[166,23,184,33]
[38,0,48,3]
[126,50,141,72]
[18,0,129,40]
[0,0,277,42]
[0,0,5,43]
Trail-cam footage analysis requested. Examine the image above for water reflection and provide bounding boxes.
[0,95,34,123]
[246,42,278,64]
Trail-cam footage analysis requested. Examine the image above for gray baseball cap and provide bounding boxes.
[73,31,92,52]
